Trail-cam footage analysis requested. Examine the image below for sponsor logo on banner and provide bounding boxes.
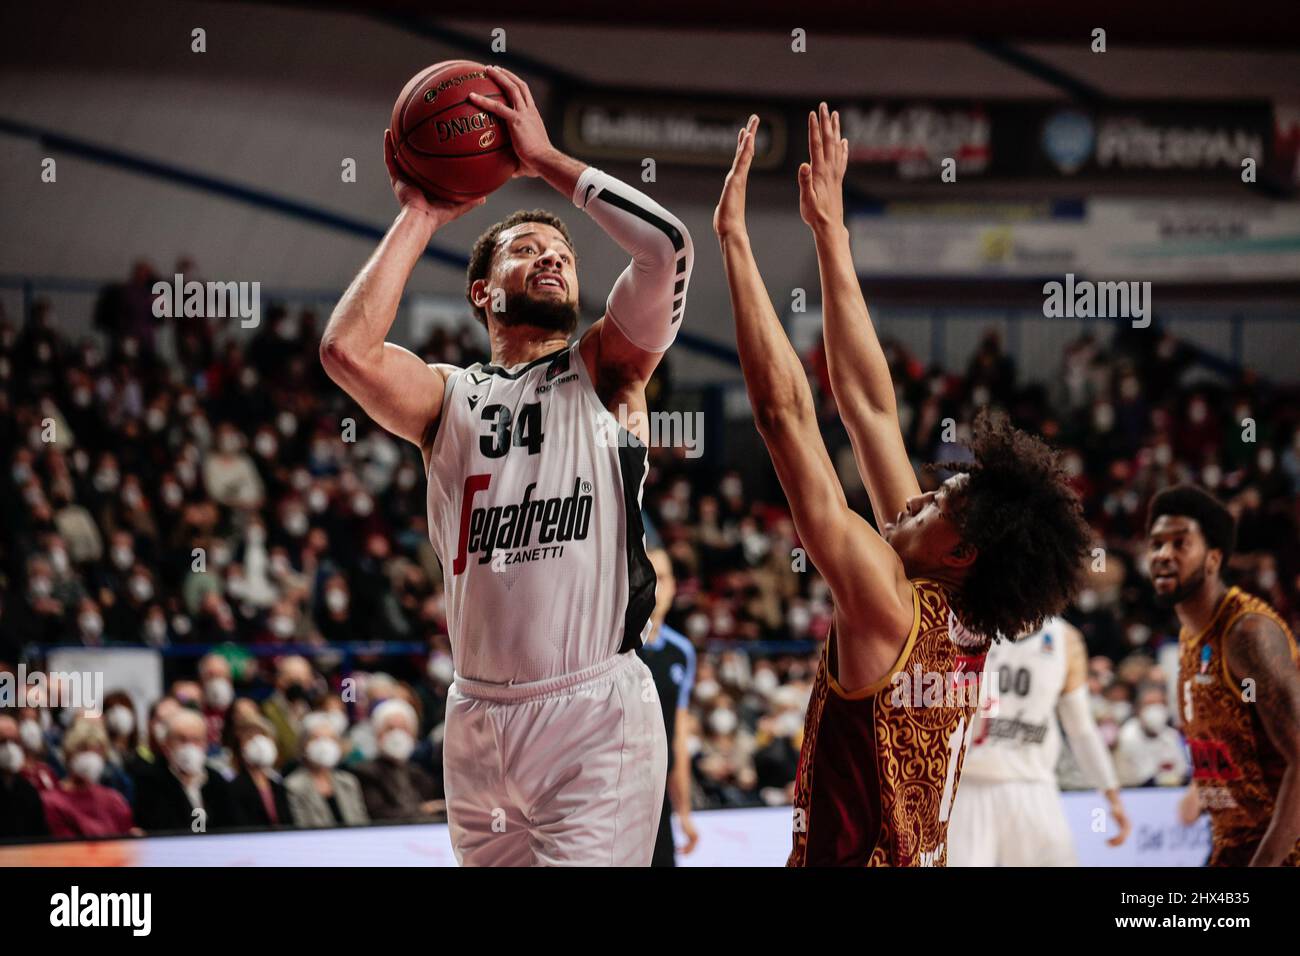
[842,103,991,179]
[1041,109,1095,175]
[561,94,787,169]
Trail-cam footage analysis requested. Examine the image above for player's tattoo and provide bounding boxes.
[1226,614,1300,758]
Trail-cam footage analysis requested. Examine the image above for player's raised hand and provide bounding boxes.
[797,102,848,234]
[714,115,759,240]
[468,65,554,178]
[384,129,484,224]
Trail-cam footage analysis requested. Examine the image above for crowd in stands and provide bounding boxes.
[3,259,1299,839]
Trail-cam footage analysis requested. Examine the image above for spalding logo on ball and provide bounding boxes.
[390,60,519,202]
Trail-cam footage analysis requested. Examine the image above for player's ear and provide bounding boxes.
[469,278,492,311]
[946,541,977,569]
[1205,547,1223,580]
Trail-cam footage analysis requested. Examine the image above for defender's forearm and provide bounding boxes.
[813,223,897,417]
[721,234,815,426]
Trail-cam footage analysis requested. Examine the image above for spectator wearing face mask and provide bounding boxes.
[102,691,140,801]
[132,708,240,833]
[199,652,235,750]
[263,655,315,768]
[0,714,50,838]
[203,423,265,510]
[284,712,369,827]
[228,714,291,829]
[41,717,135,839]
[127,696,180,791]
[14,707,59,791]
[1115,684,1189,787]
[352,699,441,822]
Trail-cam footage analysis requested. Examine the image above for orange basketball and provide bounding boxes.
[389,60,518,202]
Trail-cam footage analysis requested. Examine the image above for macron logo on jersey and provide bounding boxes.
[452,473,594,574]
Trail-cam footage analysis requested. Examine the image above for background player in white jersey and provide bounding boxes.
[320,66,693,866]
[949,618,1131,865]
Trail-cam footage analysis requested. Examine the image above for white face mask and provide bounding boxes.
[204,677,234,710]
[0,741,24,772]
[427,653,454,686]
[106,705,135,737]
[379,729,415,763]
[708,708,738,736]
[775,711,804,739]
[19,720,44,752]
[694,679,720,703]
[306,736,341,769]
[242,734,278,769]
[128,576,154,602]
[752,669,779,696]
[1139,704,1169,734]
[70,751,106,783]
[326,711,349,738]
[171,743,207,776]
[325,590,348,614]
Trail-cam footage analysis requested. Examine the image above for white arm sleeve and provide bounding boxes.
[571,166,694,353]
[1058,684,1120,792]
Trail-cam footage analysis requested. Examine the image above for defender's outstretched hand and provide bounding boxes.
[798,102,848,233]
[468,65,554,178]
[714,114,759,240]
[383,129,484,223]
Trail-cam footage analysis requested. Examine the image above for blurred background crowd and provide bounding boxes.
[2,255,1299,841]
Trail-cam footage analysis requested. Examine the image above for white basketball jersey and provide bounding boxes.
[425,343,655,685]
[962,617,1071,784]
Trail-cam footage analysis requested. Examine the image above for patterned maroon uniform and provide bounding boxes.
[788,579,990,866]
[1178,586,1300,867]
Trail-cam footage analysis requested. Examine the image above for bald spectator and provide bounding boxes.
[0,714,49,838]
[263,656,315,767]
[41,718,135,839]
[352,699,441,822]
[132,709,240,833]
[285,712,369,827]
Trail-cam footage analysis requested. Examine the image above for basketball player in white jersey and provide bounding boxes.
[321,66,692,865]
[949,618,1131,865]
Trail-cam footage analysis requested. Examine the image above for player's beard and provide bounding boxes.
[497,289,579,335]
[1153,560,1208,608]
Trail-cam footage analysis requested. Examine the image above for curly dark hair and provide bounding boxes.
[1146,484,1235,568]
[465,209,576,327]
[931,410,1091,642]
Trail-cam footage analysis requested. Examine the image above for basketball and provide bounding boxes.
[388,60,518,202]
